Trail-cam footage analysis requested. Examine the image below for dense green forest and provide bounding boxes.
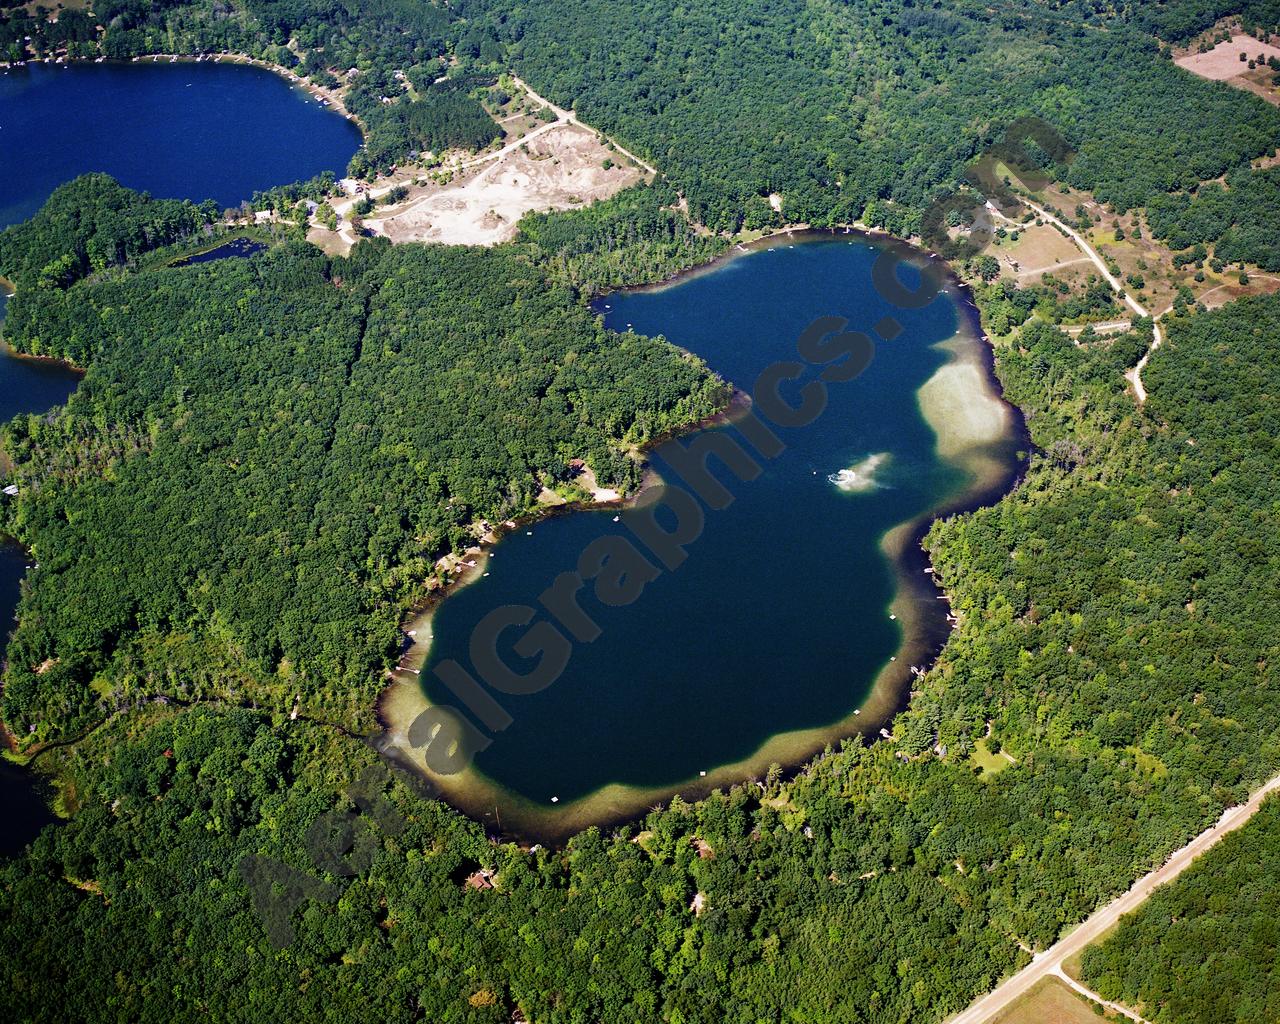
[515,181,729,293]
[4,171,1280,1019]
[1115,0,1280,40]
[5,0,456,69]
[8,0,1280,214]
[451,0,1280,231]
[970,271,1122,334]
[0,181,725,741]
[355,78,504,175]
[4,0,1280,1019]
[1146,165,1280,271]
[0,175,217,292]
[1081,796,1280,1024]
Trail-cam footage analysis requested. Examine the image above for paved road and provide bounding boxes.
[947,772,1280,1024]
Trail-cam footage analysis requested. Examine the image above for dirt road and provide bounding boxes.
[1052,967,1153,1024]
[510,75,658,176]
[318,74,655,251]
[947,772,1280,1024]
[989,197,1162,401]
[1019,198,1163,402]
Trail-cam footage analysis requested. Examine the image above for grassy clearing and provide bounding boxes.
[988,977,1103,1024]
[993,221,1082,280]
[23,0,89,13]
[1028,181,1280,318]
[969,738,1012,778]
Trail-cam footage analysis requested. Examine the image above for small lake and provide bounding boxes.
[385,236,1023,838]
[0,61,361,227]
[170,236,267,265]
[0,57,361,855]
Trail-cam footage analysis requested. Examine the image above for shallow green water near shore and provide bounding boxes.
[414,236,1020,814]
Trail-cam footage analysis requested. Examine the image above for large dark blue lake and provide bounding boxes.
[0,61,360,227]
[0,58,360,855]
[386,236,1022,838]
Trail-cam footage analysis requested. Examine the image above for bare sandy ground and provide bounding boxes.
[918,338,1010,460]
[363,122,642,247]
[301,73,652,253]
[1176,33,1280,79]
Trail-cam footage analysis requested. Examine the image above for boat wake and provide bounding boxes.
[827,452,890,493]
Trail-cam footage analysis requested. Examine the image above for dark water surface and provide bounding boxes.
[0,58,360,855]
[171,236,268,265]
[0,340,77,856]
[419,238,1019,807]
[0,61,360,228]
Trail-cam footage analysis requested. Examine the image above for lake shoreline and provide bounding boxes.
[0,340,86,375]
[376,229,1030,845]
[2,283,87,373]
[1,52,364,134]
[0,55,363,852]
[587,221,957,298]
[372,383,750,691]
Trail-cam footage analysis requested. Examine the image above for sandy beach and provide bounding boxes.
[918,337,1011,460]
[374,237,1027,843]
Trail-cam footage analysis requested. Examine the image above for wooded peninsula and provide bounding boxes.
[2,0,1280,1022]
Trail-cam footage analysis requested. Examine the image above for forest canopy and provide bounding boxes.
[1083,794,1280,1023]
[1146,166,1280,270]
[8,0,1280,211]
[453,0,1280,231]
[4,284,1280,1023]
[0,175,216,292]
[0,180,726,741]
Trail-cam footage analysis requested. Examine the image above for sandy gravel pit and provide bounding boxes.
[368,123,643,247]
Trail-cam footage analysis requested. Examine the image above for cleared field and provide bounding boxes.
[1176,33,1280,80]
[305,225,352,256]
[991,222,1084,281]
[1176,32,1280,105]
[22,0,89,12]
[988,978,1102,1024]
[1025,181,1280,316]
[969,738,1014,778]
[496,113,547,139]
[365,122,641,247]
[1194,274,1280,309]
[305,73,650,253]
